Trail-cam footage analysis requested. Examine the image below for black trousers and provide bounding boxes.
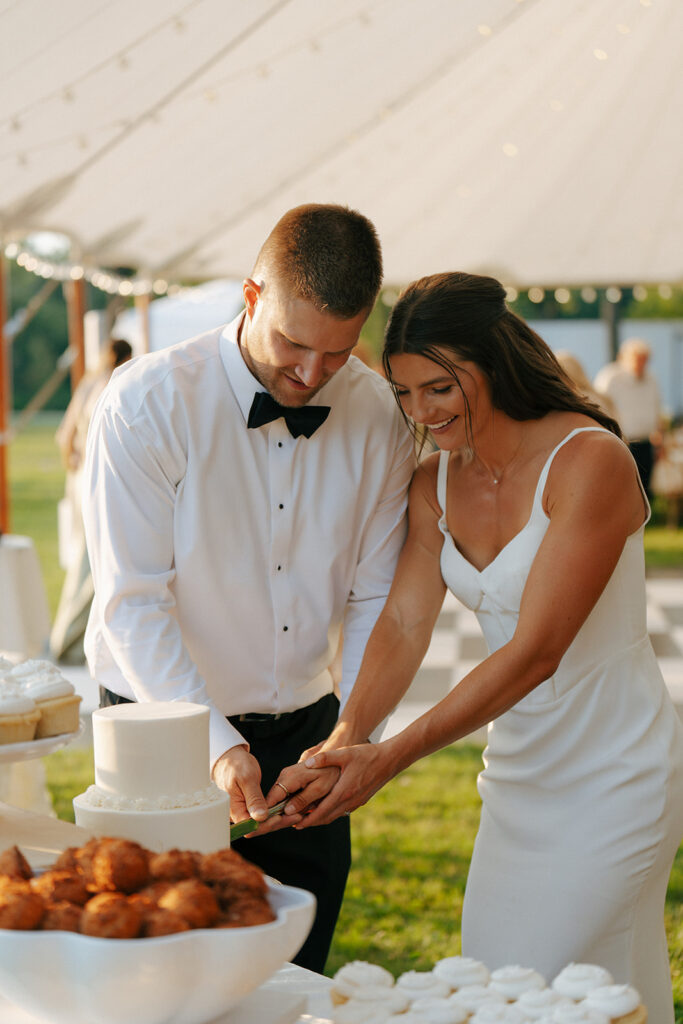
[228,694,351,974]
[629,439,655,498]
[99,688,350,974]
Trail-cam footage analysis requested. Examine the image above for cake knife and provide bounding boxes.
[230,798,289,841]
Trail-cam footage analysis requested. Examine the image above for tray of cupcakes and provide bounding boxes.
[0,657,83,761]
[312,957,648,1022]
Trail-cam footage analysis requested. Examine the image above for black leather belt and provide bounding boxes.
[235,712,283,722]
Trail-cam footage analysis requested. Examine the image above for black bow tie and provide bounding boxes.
[247,391,330,439]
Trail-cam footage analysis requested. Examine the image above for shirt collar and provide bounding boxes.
[219,309,343,423]
[219,311,263,424]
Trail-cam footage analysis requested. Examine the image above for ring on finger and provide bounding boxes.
[275,781,290,798]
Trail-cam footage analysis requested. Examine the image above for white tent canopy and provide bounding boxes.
[1,0,681,287]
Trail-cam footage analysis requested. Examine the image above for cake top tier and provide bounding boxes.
[92,701,212,801]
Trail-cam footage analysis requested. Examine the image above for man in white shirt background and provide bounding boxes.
[82,204,415,971]
[594,337,663,497]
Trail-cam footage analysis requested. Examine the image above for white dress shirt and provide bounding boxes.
[83,313,414,765]
[593,363,661,441]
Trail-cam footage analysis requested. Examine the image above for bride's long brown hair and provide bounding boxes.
[383,272,622,446]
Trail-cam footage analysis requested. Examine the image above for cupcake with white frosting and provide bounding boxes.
[337,986,410,1017]
[551,1006,610,1023]
[452,985,506,1013]
[331,1003,391,1024]
[330,961,396,1006]
[469,1005,530,1023]
[0,690,41,744]
[581,984,647,1024]
[515,987,573,1019]
[551,965,613,1000]
[396,970,451,1002]
[434,956,491,990]
[9,660,81,737]
[489,965,546,1000]
[409,996,470,1023]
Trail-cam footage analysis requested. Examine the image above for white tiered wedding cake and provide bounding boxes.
[73,702,230,853]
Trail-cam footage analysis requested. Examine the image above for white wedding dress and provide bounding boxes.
[436,427,683,1021]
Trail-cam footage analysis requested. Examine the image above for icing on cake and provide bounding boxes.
[73,702,230,853]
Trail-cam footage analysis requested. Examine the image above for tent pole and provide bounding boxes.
[134,292,151,354]
[0,253,10,533]
[65,278,87,389]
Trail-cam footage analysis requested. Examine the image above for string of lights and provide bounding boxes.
[5,237,677,305]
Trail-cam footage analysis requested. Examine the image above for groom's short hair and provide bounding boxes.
[253,204,382,318]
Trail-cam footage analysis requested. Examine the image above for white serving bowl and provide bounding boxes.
[0,879,315,1024]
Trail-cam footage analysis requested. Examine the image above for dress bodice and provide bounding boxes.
[436,427,651,704]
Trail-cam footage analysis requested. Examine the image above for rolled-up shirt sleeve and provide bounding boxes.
[82,396,245,762]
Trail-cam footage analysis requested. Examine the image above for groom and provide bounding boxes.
[82,203,415,972]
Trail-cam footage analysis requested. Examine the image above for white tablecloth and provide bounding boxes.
[0,534,51,661]
[0,963,335,1024]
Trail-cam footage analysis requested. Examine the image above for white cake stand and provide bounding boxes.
[0,723,84,764]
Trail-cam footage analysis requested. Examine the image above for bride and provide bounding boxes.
[269,272,683,1020]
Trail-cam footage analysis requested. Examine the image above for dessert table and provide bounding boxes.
[0,966,335,1024]
[0,801,336,1024]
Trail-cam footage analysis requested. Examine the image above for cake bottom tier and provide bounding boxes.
[72,793,231,853]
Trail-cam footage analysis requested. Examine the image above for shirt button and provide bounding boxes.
[277,441,283,448]
[283,625,289,632]
[277,565,282,571]
[278,503,284,509]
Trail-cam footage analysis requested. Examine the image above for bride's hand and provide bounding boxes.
[292,741,396,828]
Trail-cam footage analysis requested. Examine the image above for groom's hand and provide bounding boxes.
[212,745,268,825]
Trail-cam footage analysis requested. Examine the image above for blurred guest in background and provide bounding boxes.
[51,338,132,663]
[594,338,663,497]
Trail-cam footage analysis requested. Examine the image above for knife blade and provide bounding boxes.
[230,798,289,841]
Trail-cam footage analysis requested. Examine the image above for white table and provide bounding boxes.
[0,967,335,1024]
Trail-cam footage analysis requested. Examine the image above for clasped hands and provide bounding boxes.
[212,737,391,836]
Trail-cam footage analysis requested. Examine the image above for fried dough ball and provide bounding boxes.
[158,879,220,929]
[72,838,101,889]
[81,893,142,939]
[198,849,267,896]
[41,900,83,932]
[148,849,199,882]
[136,880,173,905]
[142,907,192,937]
[31,869,89,906]
[0,881,45,930]
[53,846,80,872]
[217,894,276,928]
[0,845,33,880]
[127,891,157,915]
[91,839,150,894]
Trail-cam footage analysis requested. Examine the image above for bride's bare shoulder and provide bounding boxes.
[410,451,444,514]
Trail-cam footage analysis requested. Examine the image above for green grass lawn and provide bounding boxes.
[8,415,683,1017]
[8,413,65,618]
